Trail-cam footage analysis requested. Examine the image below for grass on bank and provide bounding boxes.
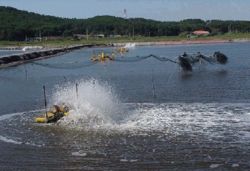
[0,32,250,48]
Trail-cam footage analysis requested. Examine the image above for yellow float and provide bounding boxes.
[35,104,69,123]
[91,51,115,62]
[117,47,129,53]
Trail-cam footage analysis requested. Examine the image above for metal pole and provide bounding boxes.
[43,85,48,119]
[76,83,79,99]
[151,70,156,99]
[24,66,28,80]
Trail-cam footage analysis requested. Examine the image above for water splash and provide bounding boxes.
[51,79,124,129]
[48,80,250,140]
[124,43,136,49]
[0,78,245,143]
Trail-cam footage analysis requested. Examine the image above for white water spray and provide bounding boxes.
[51,79,123,129]
[124,43,136,49]
[43,79,250,141]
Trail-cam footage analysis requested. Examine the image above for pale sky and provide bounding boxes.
[0,0,250,21]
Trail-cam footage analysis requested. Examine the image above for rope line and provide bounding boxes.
[31,52,227,70]
[31,54,178,69]
[31,61,97,69]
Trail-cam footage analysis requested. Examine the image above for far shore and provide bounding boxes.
[114,39,236,47]
[1,38,250,50]
[1,33,250,49]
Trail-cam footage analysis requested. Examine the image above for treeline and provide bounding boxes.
[1,6,250,41]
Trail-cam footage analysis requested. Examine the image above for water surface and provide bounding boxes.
[0,42,250,170]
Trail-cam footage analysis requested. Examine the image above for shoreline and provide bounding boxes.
[0,44,109,69]
[1,38,250,50]
[114,38,250,47]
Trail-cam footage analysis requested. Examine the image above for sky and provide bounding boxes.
[0,0,250,21]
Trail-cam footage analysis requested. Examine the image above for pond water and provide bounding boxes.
[0,42,249,170]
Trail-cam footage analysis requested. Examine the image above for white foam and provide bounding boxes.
[48,79,250,141]
[0,112,24,121]
[210,164,223,168]
[0,109,42,121]
[109,103,250,142]
[0,88,249,146]
[0,109,43,146]
[0,135,22,145]
[232,164,239,167]
[0,134,42,147]
[72,151,87,157]
[15,79,244,144]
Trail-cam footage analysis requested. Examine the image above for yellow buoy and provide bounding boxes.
[117,47,129,53]
[35,111,69,123]
[35,117,47,123]
[64,112,69,116]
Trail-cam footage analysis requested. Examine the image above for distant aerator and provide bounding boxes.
[178,51,228,71]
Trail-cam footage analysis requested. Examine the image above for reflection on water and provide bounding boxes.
[0,43,250,170]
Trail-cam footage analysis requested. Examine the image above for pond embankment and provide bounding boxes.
[0,44,109,68]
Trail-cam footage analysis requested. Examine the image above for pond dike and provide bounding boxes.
[0,44,109,68]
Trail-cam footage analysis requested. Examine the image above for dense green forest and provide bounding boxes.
[1,6,250,41]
